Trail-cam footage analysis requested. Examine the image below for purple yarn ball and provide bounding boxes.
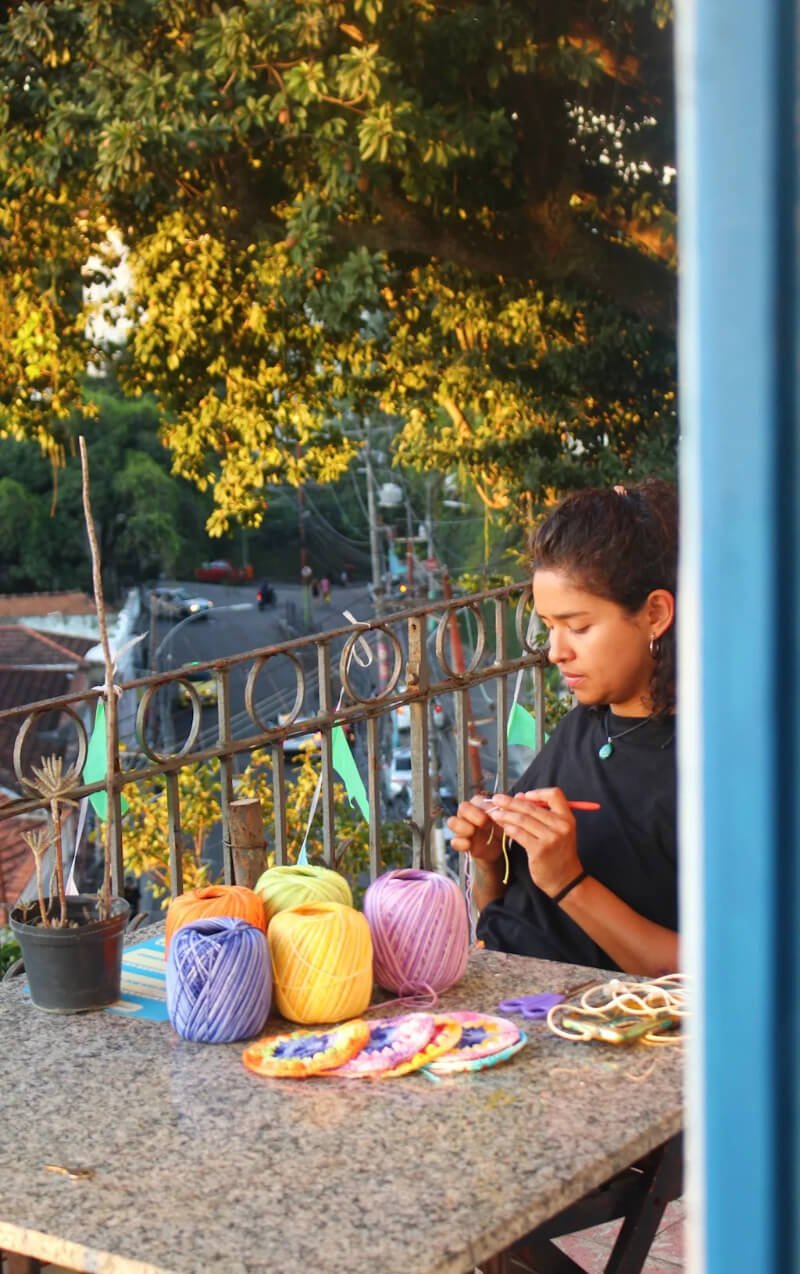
[166,916,272,1043]
[363,868,469,995]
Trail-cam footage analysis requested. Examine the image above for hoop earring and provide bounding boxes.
[649,636,662,660]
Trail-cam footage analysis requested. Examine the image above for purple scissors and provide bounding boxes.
[498,979,601,1020]
[497,993,565,1020]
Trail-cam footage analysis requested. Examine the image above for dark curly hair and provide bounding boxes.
[531,478,678,716]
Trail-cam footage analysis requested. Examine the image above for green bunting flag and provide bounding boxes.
[83,700,129,821]
[332,724,370,822]
[506,702,548,750]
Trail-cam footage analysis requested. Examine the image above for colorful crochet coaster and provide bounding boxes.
[425,1030,528,1075]
[423,1011,520,1064]
[325,1012,437,1078]
[242,1019,371,1079]
[380,1015,464,1079]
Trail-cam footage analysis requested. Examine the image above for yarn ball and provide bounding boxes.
[363,868,469,995]
[166,916,272,1044]
[254,864,352,928]
[165,884,266,951]
[268,901,373,1025]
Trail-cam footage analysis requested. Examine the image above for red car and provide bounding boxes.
[195,560,254,583]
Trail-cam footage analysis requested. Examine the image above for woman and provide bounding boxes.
[448,479,678,976]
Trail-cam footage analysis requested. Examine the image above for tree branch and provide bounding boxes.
[332,195,676,330]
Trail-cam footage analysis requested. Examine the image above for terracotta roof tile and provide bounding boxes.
[0,592,96,618]
[0,797,40,922]
[0,625,94,666]
[0,629,92,796]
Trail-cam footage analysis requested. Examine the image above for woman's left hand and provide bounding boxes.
[488,788,583,898]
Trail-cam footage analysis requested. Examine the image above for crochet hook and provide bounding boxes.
[478,796,601,813]
[525,797,601,811]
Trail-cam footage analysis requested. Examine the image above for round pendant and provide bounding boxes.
[598,741,614,760]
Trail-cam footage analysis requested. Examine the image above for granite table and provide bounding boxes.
[0,942,683,1274]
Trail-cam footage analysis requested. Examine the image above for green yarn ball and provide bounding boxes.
[254,864,353,927]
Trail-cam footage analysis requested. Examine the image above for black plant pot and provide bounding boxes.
[10,895,131,1013]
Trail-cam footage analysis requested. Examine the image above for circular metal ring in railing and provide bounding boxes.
[13,704,89,792]
[514,584,540,653]
[244,651,304,734]
[135,681,202,764]
[339,624,404,704]
[434,601,486,680]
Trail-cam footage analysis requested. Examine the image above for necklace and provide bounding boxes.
[598,709,654,759]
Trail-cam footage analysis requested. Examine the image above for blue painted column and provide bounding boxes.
[676,0,798,1271]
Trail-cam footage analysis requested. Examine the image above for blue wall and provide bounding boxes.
[676,0,798,1268]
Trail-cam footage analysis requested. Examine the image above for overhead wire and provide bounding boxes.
[302,489,372,549]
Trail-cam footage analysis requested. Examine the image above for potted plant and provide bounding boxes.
[9,438,130,1011]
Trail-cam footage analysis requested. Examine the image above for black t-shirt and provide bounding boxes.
[476,705,677,970]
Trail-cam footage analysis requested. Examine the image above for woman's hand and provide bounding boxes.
[488,787,583,898]
[446,796,507,910]
[446,797,504,865]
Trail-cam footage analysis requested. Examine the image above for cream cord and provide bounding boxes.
[546,973,687,1046]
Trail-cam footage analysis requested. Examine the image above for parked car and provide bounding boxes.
[277,713,356,761]
[392,703,411,743]
[278,712,323,761]
[387,747,413,798]
[176,667,218,708]
[195,559,254,583]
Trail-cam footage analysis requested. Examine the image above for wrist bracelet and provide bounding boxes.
[551,869,588,905]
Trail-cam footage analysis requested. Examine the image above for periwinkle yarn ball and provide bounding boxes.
[167,916,272,1044]
[363,868,469,995]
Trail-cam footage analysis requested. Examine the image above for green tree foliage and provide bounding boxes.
[0,0,677,535]
[121,748,408,907]
[0,389,188,593]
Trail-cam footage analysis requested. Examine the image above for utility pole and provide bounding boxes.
[425,476,436,598]
[364,424,384,613]
[296,442,311,630]
[405,500,415,595]
[148,591,158,673]
[364,420,392,694]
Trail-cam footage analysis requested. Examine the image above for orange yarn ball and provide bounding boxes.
[165,885,266,951]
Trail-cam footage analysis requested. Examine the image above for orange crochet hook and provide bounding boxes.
[477,796,601,813]
[525,796,601,811]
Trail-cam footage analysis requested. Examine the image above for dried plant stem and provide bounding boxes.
[50,798,67,928]
[79,436,115,920]
[34,854,48,926]
[23,828,51,927]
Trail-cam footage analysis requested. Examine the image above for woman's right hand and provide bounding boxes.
[447,797,504,864]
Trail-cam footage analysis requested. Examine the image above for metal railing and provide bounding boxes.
[0,584,550,899]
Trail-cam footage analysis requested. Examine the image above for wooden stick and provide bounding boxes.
[228,798,267,890]
[79,436,115,919]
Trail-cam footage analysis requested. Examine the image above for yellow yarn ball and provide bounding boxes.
[268,901,373,1025]
[254,864,352,927]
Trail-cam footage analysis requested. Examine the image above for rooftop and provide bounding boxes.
[0,591,97,618]
[0,626,95,792]
[0,792,42,921]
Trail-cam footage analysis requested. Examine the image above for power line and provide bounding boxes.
[302,489,373,550]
